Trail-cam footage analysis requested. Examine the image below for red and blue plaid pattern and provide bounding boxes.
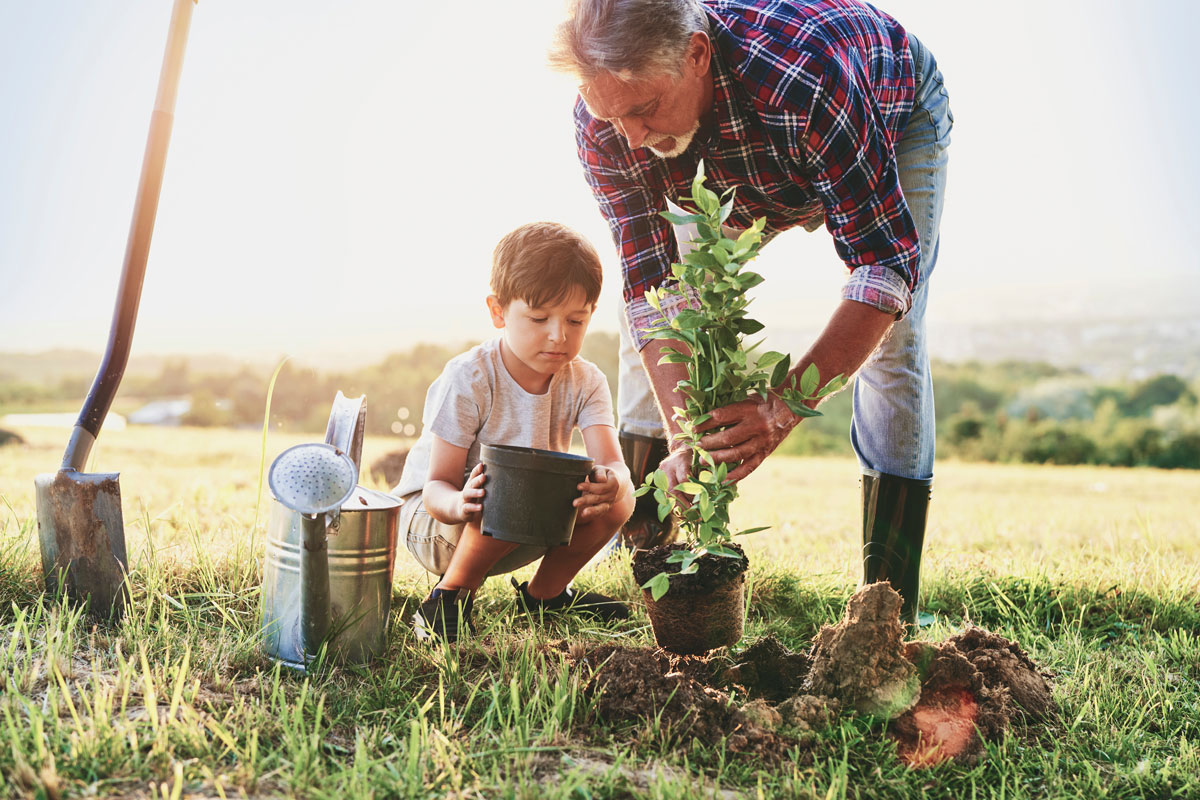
[575,0,920,345]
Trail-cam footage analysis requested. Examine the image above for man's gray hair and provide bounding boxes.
[549,0,709,83]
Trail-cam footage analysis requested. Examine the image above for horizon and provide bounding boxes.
[3,1,1198,363]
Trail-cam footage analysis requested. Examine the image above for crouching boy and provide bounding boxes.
[393,222,635,641]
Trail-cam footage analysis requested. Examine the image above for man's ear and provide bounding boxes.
[486,295,507,329]
[685,31,711,76]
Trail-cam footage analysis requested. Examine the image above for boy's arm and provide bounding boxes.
[422,436,485,525]
[576,424,635,522]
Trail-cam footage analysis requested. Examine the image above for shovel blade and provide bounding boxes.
[34,470,129,620]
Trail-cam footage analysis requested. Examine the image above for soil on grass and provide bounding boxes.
[721,635,812,702]
[631,543,748,594]
[578,582,1055,769]
[574,645,795,763]
[803,582,921,718]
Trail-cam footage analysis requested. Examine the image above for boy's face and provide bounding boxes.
[487,287,594,388]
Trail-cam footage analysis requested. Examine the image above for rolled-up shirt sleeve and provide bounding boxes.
[797,51,919,318]
[576,101,695,349]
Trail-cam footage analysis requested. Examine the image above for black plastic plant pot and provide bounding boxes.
[479,444,594,547]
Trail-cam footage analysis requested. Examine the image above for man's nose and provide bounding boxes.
[616,117,648,149]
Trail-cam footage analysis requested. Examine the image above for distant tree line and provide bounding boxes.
[781,361,1200,469]
[3,341,1197,468]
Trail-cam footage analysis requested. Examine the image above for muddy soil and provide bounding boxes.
[803,582,921,718]
[578,582,1054,769]
[573,645,793,763]
[631,543,748,595]
[721,635,812,702]
[887,625,1055,765]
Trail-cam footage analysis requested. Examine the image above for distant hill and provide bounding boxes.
[0,349,276,384]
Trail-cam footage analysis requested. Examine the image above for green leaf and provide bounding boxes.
[719,189,736,223]
[643,572,671,601]
[816,373,847,398]
[704,544,743,559]
[675,481,704,495]
[698,490,714,521]
[673,309,707,330]
[735,526,770,536]
[800,362,820,397]
[659,211,706,226]
[770,356,791,388]
[683,251,722,270]
[755,351,786,370]
[737,271,765,289]
[653,469,669,492]
[737,318,765,335]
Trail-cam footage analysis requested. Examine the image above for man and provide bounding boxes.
[549,0,952,625]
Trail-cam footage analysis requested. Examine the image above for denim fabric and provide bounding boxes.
[616,35,952,483]
[850,34,952,481]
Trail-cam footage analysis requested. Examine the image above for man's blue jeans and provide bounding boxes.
[617,35,952,482]
[850,34,952,481]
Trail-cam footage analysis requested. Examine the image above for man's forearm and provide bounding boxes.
[789,299,895,404]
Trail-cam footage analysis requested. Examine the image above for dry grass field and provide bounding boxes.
[0,424,1197,798]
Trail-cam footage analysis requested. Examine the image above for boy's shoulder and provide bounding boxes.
[440,339,501,379]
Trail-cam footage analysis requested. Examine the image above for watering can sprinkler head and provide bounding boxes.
[267,443,357,668]
[268,443,357,518]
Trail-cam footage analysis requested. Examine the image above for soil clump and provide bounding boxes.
[721,635,811,702]
[803,582,921,718]
[574,645,792,763]
[576,583,1053,769]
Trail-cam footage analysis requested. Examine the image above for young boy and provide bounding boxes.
[393,221,636,641]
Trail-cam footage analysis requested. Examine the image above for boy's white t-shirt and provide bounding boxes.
[394,337,615,498]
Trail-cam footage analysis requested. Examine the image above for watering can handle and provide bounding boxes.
[324,392,367,481]
[63,0,198,471]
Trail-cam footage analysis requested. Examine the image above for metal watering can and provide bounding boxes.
[261,393,402,670]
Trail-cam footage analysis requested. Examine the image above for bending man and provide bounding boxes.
[550,0,953,624]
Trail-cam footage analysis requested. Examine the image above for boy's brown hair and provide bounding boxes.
[490,222,603,308]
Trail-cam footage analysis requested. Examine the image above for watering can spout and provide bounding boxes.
[267,443,356,667]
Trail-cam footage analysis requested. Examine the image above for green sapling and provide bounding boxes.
[637,163,846,600]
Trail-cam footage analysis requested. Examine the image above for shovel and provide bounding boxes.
[34,0,197,619]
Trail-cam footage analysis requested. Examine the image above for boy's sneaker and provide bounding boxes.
[412,587,475,642]
[511,578,630,623]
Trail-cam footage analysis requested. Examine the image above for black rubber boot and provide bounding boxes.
[861,469,932,628]
[614,431,678,551]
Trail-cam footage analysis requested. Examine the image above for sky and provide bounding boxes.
[1,0,1197,367]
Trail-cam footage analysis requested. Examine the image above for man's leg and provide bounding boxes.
[612,312,677,550]
[850,34,952,625]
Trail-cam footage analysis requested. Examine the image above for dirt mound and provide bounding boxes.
[888,628,1054,766]
[575,645,792,763]
[574,585,1053,769]
[947,626,1054,719]
[803,582,920,718]
[721,635,811,702]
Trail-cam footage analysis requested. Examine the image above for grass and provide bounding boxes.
[1,425,1198,799]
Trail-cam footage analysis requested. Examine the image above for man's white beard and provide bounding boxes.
[645,122,700,159]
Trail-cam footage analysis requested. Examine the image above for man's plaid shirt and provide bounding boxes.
[575,0,919,347]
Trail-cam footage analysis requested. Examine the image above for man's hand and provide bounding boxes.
[574,465,623,521]
[457,463,487,523]
[696,392,799,483]
[657,446,693,495]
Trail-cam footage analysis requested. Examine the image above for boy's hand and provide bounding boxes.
[574,465,624,521]
[459,463,486,523]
